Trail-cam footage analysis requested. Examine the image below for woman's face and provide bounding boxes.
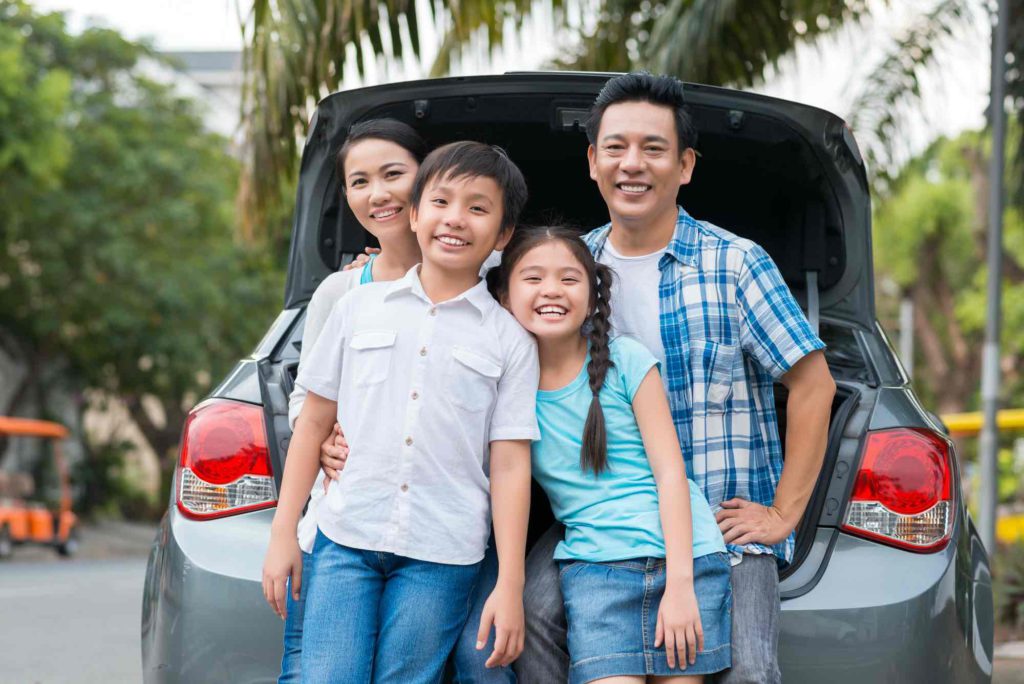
[342,138,419,240]
[505,240,592,343]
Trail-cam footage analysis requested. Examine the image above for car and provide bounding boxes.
[141,72,994,683]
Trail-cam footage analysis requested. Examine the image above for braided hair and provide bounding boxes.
[489,226,615,476]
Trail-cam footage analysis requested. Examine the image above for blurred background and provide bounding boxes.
[1,0,1022,680]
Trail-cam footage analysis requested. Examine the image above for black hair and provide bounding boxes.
[411,141,528,232]
[488,226,614,475]
[336,118,428,182]
[586,71,698,153]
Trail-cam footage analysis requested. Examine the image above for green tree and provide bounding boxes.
[0,2,283,472]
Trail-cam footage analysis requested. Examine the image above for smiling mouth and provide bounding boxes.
[371,206,402,220]
[435,234,469,247]
[616,183,651,194]
[535,305,568,318]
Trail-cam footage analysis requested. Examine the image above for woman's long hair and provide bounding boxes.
[489,226,614,475]
[335,118,428,179]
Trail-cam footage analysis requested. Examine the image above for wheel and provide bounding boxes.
[57,526,79,558]
[0,526,12,560]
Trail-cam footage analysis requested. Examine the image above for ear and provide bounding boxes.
[494,224,515,252]
[587,144,598,182]
[409,204,420,234]
[679,148,697,186]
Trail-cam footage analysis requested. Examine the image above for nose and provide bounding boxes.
[442,203,466,229]
[540,276,562,298]
[369,178,391,204]
[621,144,644,172]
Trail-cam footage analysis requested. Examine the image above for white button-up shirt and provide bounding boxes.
[298,266,540,565]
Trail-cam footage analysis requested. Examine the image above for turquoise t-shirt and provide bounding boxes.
[533,336,726,563]
[359,253,376,285]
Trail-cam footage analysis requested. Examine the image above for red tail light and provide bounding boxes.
[841,428,954,552]
[176,399,277,520]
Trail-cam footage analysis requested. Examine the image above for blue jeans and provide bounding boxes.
[301,530,481,683]
[279,551,311,683]
[451,536,516,683]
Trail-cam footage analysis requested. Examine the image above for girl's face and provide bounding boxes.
[343,138,419,240]
[505,241,592,342]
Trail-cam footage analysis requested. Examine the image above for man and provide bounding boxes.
[514,72,835,684]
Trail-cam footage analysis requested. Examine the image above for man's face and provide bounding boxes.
[410,173,513,274]
[587,101,695,224]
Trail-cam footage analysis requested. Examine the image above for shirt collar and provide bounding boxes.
[384,265,493,319]
[588,206,700,268]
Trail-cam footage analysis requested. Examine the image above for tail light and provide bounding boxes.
[176,399,277,520]
[841,428,954,552]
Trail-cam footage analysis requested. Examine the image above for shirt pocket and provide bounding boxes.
[447,346,501,413]
[690,340,737,414]
[349,330,397,387]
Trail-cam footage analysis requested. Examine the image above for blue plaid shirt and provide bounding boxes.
[583,207,825,565]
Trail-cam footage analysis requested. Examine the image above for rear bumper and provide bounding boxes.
[142,508,282,684]
[779,530,992,683]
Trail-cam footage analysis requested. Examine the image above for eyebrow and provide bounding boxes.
[601,133,671,145]
[429,185,495,205]
[519,265,585,275]
[346,162,408,179]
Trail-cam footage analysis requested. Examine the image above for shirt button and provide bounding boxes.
[405,436,413,446]
[401,484,409,492]
[429,307,437,316]
[411,391,419,400]
[420,347,427,356]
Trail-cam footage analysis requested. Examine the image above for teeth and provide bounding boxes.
[373,208,399,219]
[619,184,649,193]
[437,236,467,246]
[537,306,566,316]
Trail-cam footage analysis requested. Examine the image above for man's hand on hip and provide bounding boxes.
[715,498,794,547]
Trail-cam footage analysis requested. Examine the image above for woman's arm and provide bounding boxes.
[477,438,531,668]
[263,392,337,618]
[632,368,703,667]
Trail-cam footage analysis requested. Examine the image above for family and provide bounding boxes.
[262,72,837,684]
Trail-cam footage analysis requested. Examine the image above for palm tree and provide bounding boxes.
[239,0,997,242]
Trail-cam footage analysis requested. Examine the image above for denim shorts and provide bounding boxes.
[559,552,732,684]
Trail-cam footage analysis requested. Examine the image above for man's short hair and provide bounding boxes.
[586,72,698,152]
[411,141,528,232]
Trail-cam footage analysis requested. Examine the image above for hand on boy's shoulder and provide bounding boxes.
[341,247,380,271]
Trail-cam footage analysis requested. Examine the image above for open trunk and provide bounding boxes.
[277,72,881,578]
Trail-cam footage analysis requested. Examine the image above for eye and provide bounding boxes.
[645,146,665,154]
[523,276,542,283]
[431,197,447,206]
[470,205,488,214]
[349,178,366,188]
[385,170,404,179]
[561,277,579,284]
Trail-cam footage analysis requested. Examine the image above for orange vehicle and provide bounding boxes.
[0,416,79,559]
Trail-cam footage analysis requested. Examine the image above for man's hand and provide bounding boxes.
[341,247,380,272]
[319,423,348,489]
[715,498,794,546]
[475,581,525,668]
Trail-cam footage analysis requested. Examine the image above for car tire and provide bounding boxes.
[57,526,79,558]
[0,526,12,560]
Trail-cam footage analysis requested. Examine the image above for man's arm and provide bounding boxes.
[716,350,835,545]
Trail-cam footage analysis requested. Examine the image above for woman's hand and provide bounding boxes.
[262,529,303,620]
[655,578,703,669]
[476,581,525,668]
[341,247,380,271]
[320,423,348,489]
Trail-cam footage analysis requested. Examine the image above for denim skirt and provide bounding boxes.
[559,552,732,684]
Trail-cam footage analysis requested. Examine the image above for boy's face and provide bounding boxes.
[410,173,513,274]
[587,101,696,224]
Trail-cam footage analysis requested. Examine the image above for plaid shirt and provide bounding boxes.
[583,206,825,564]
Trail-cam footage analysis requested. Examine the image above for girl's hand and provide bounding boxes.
[655,579,703,669]
[475,581,525,668]
[262,530,302,620]
[320,423,348,486]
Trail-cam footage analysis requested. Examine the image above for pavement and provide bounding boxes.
[4,518,158,563]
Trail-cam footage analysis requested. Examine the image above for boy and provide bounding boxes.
[263,141,538,683]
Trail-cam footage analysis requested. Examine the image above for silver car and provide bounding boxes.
[141,72,994,683]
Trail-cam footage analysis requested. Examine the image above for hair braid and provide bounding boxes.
[580,263,614,476]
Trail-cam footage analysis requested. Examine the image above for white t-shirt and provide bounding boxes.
[598,239,667,373]
[289,265,367,553]
[298,266,540,565]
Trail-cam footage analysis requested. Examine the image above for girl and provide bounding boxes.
[278,118,426,683]
[489,227,731,684]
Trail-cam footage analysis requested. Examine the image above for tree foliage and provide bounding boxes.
[0,2,284,465]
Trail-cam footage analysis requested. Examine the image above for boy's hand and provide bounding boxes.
[320,423,348,488]
[655,579,703,669]
[341,247,380,271]
[475,581,525,668]
[262,530,303,620]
